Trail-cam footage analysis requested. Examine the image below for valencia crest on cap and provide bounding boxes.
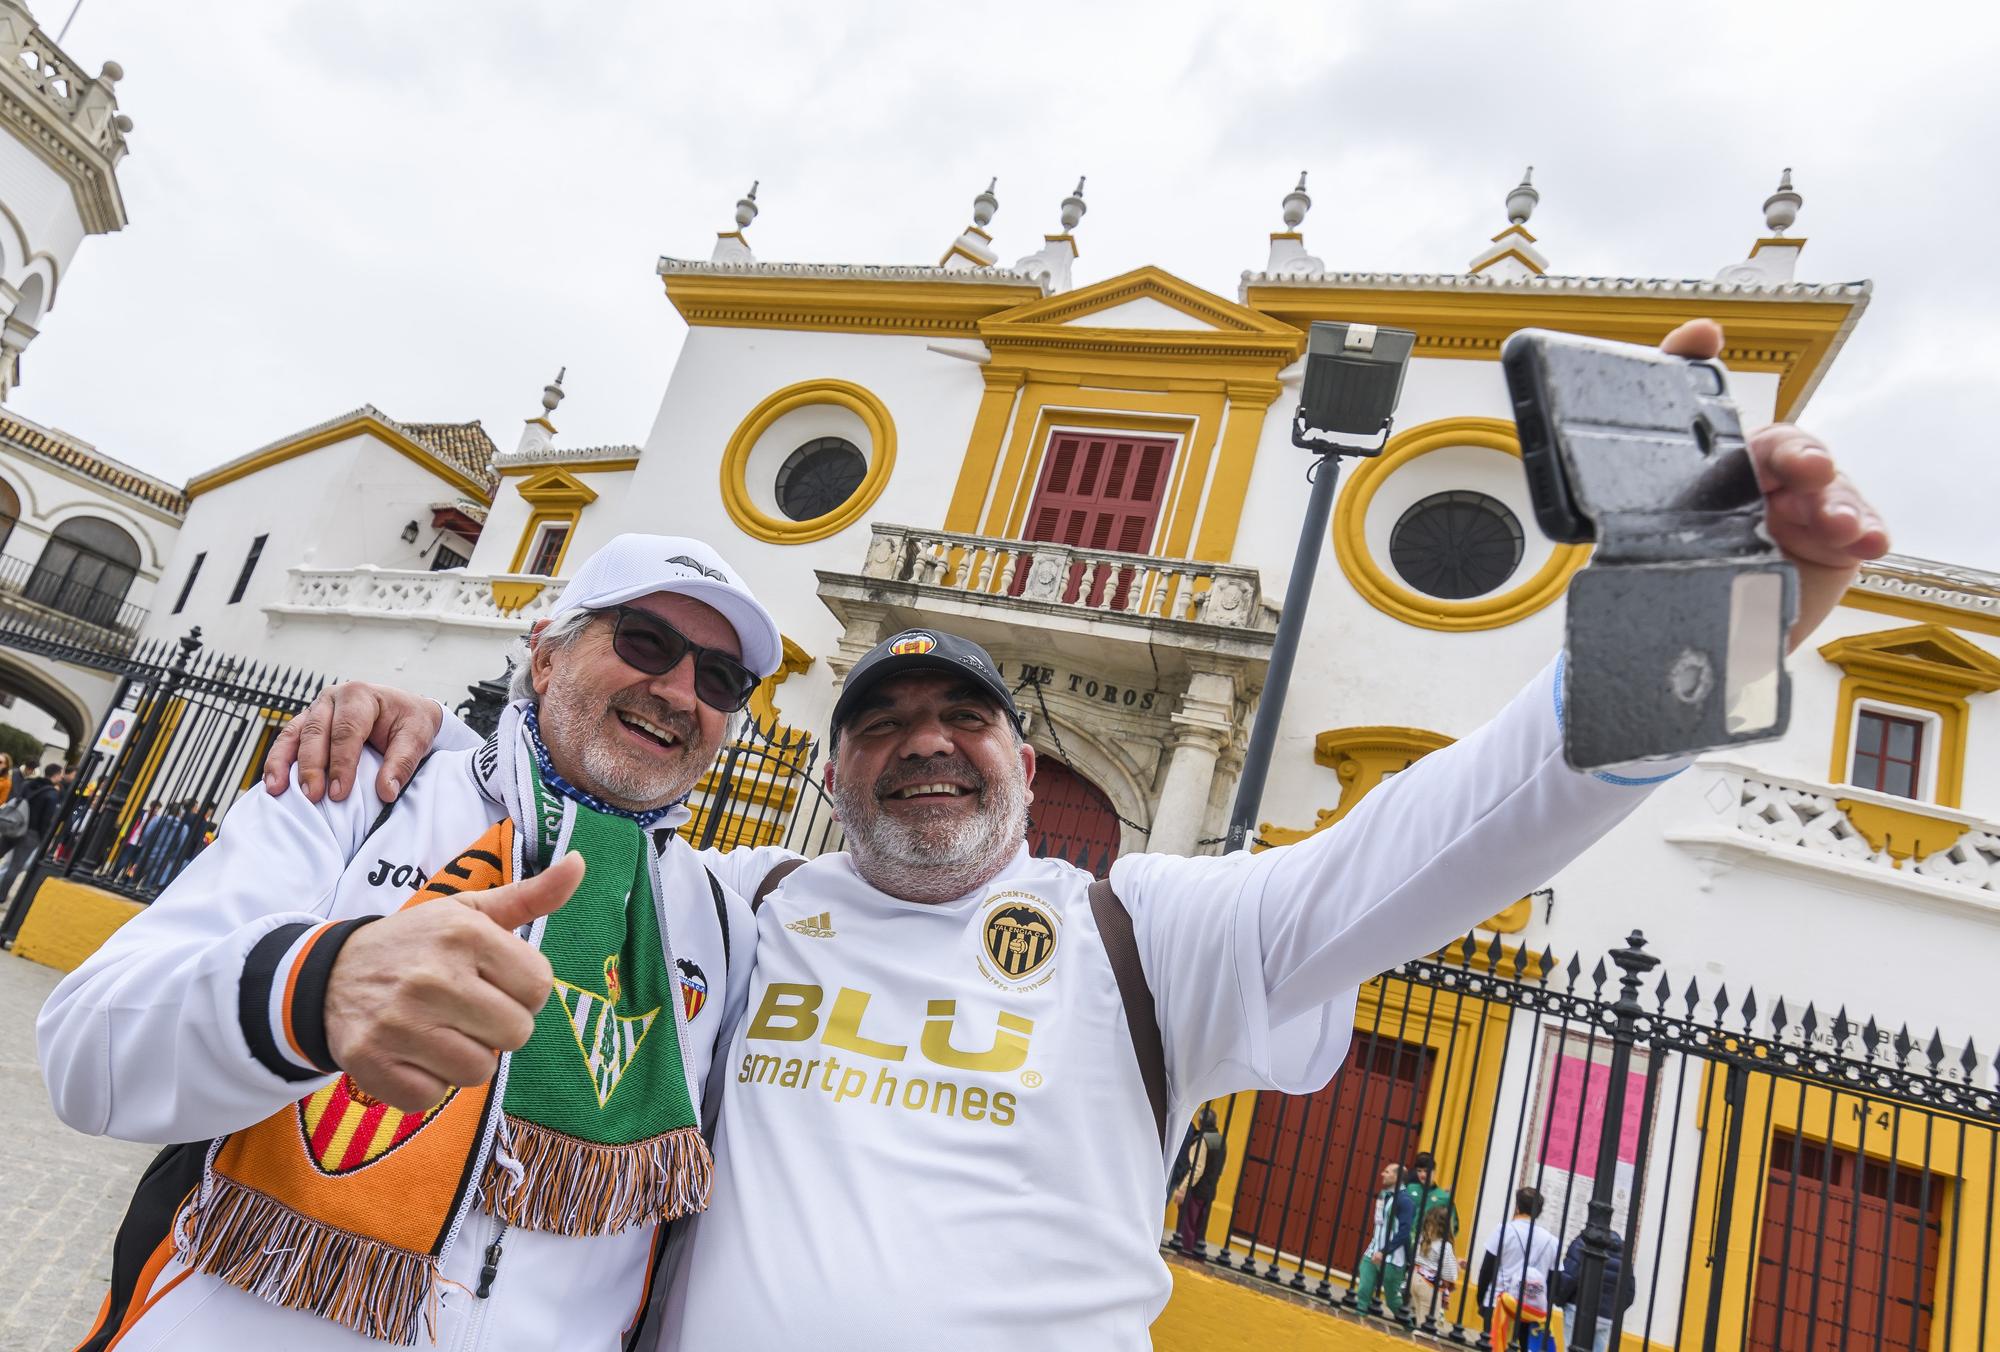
[889,632,939,656]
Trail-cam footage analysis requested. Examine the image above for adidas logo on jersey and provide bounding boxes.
[785,910,836,939]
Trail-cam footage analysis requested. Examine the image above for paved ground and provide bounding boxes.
[0,952,155,1352]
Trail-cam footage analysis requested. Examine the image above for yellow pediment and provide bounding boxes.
[985,265,1299,339]
[514,467,599,509]
[1819,623,2000,698]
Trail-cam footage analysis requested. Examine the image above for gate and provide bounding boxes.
[18,627,326,905]
[1198,931,2000,1350]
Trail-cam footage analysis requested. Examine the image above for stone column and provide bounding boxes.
[1149,670,1238,856]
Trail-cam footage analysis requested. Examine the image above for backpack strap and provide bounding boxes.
[1088,876,1167,1144]
[704,868,729,979]
[752,857,806,912]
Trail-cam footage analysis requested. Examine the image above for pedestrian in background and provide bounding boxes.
[1408,1198,1461,1329]
[0,762,66,943]
[1553,1226,1635,1352]
[1354,1162,1415,1316]
[1171,1107,1226,1259]
[1478,1186,1559,1348]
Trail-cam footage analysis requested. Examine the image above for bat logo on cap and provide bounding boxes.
[890,633,938,656]
[664,554,728,583]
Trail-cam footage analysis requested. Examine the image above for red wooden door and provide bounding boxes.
[1230,1034,1436,1273]
[1026,759,1121,874]
[1016,431,1176,609]
[1748,1132,1944,1352]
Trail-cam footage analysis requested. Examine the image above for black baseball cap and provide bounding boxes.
[829,628,1025,746]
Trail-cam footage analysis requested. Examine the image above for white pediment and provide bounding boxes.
[1060,296,1221,331]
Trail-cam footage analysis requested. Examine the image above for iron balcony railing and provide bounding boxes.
[0,550,149,658]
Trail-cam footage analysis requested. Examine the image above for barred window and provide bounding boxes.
[775,438,866,522]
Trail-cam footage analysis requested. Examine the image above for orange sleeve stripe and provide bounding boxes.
[279,922,336,1066]
[91,1233,178,1352]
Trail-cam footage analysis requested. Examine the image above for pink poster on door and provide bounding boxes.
[1537,1055,1647,1171]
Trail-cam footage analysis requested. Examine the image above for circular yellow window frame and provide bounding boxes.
[1333,415,1588,632]
[720,378,897,545]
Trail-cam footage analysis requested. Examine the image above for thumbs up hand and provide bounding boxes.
[324,855,584,1112]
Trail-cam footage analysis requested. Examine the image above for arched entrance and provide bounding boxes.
[1027,757,1121,874]
[0,647,94,752]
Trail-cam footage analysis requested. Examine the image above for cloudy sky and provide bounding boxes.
[20,1,2000,567]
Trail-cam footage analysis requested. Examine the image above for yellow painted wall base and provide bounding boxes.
[12,878,143,972]
[1153,1258,1415,1352]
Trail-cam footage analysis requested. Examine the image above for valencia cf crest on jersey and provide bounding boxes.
[676,957,708,1021]
[296,1075,457,1175]
[977,892,1060,990]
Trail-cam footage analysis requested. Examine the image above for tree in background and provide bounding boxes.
[0,721,45,770]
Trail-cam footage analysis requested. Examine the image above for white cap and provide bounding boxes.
[549,534,782,678]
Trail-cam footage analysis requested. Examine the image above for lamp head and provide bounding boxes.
[1293,321,1416,455]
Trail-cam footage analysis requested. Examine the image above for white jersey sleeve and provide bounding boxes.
[37,763,387,1143]
[1110,655,1686,1110]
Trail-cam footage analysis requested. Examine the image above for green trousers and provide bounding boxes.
[1354,1254,1409,1313]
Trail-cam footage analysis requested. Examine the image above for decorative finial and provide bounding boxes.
[973,177,999,228]
[1505,166,1539,225]
[1763,167,1802,235]
[1059,177,1087,231]
[1282,171,1312,229]
[541,368,566,416]
[734,181,760,230]
[99,61,124,84]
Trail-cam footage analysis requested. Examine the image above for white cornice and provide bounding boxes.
[657,256,1046,290]
[1240,269,1872,304]
[491,443,642,471]
[1854,555,2000,624]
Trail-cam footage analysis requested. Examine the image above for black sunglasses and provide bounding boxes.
[605,606,759,713]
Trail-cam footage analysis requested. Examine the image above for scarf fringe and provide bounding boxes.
[480,1116,712,1235]
[184,1175,435,1347]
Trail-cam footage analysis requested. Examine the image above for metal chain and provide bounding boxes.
[1012,671,1151,837]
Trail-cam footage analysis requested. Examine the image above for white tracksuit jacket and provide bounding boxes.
[36,743,789,1352]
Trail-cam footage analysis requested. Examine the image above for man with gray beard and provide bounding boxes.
[266,319,1891,1349]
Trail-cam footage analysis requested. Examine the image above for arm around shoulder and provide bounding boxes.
[38,768,382,1142]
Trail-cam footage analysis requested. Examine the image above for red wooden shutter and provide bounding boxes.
[1018,431,1177,609]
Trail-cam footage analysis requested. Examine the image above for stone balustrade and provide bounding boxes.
[1675,761,2000,904]
[857,523,1271,631]
[276,566,558,627]
[0,0,130,161]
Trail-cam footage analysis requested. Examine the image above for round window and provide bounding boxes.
[774,437,868,522]
[1388,490,1524,600]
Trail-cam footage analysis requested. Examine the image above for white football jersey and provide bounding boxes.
[663,659,1680,1349]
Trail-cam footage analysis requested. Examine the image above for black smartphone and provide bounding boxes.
[1501,329,1796,769]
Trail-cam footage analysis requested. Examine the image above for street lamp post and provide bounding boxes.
[1224,322,1415,854]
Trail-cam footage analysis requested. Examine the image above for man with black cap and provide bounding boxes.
[262,326,1889,1349]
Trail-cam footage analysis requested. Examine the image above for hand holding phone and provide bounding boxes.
[1502,329,1796,769]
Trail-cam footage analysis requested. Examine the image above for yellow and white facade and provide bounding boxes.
[126,169,2000,1348]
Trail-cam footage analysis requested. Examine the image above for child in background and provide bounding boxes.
[1408,1201,1460,1328]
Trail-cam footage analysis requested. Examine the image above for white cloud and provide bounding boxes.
[18,0,2000,566]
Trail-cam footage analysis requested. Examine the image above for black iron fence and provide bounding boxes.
[14,627,325,906]
[1190,929,1998,1351]
[683,713,844,858]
